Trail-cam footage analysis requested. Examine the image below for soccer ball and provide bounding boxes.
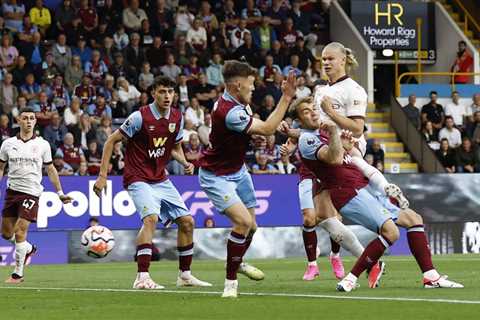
[81,225,115,258]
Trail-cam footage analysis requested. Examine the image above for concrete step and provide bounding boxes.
[381,142,404,153]
[385,162,418,174]
[366,112,390,123]
[366,122,390,133]
[384,152,411,163]
[368,132,397,142]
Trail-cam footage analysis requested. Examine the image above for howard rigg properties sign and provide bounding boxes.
[351,1,431,50]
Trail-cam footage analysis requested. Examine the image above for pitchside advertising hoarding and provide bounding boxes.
[350,0,436,60]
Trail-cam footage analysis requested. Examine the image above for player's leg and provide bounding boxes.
[198,168,254,297]
[236,170,265,282]
[314,189,364,258]
[337,188,399,292]
[156,179,212,287]
[349,147,409,209]
[395,208,463,288]
[1,217,17,244]
[298,178,320,280]
[5,192,38,283]
[128,182,164,289]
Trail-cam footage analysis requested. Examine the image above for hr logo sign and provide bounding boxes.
[375,3,404,26]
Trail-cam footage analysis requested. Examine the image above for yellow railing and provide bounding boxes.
[395,72,480,97]
[451,0,480,38]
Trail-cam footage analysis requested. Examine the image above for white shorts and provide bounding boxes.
[298,179,314,211]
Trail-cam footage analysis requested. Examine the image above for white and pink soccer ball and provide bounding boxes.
[81,225,115,258]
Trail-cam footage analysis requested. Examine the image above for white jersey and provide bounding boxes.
[313,76,368,155]
[0,135,52,197]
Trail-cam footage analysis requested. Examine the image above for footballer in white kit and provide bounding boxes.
[313,75,368,154]
[0,107,71,283]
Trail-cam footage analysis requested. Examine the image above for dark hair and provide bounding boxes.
[88,217,99,224]
[429,91,438,96]
[440,138,449,144]
[223,60,257,82]
[19,107,36,115]
[151,76,176,89]
[445,116,454,121]
[459,40,467,46]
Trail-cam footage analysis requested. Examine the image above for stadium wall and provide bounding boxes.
[1,174,479,265]
[330,0,374,102]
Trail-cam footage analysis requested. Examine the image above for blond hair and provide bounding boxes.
[323,42,359,73]
[288,96,313,119]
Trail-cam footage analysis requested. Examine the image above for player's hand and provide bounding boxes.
[59,194,73,204]
[277,120,290,135]
[183,162,195,175]
[321,96,334,115]
[279,143,291,156]
[281,71,297,99]
[93,176,107,197]
[340,129,355,151]
[319,119,337,132]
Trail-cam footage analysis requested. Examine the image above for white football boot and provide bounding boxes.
[238,262,265,281]
[221,279,238,298]
[423,275,464,289]
[176,271,212,287]
[133,273,165,289]
[385,184,409,210]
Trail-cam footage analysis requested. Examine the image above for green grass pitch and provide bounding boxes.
[1,255,479,320]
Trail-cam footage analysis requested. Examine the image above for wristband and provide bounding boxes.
[57,190,65,196]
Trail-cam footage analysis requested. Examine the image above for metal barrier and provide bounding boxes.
[389,95,445,173]
[451,0,480,40]
[395,71,480,97]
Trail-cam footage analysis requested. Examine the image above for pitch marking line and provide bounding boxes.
[0,286,477,304]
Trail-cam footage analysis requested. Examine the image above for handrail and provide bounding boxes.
[395,71,480,97]
[451,0,480,37]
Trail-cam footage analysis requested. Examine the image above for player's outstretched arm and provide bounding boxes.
[280,138,298,157]
[321,96,364,137]
[247,71,297,136]
[93,130,124,197]
[0,161,5,184]
[316,124,345,165]
[46,164,73,204]
[171,142,194,175]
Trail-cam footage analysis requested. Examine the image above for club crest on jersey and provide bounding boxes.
[307,138,315,145]
[168,123,176,133]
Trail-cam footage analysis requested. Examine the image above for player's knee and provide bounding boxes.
[236,214,253,232]
[380,221,399,244]
[408,211,423,226]
[178,216,194,234]
[142,215,158,230]
[399,209,424,228]
[302,211,316,227]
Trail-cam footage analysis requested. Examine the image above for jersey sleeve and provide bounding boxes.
[119,111,143,138]
[0,141,8,162]
[346,85,368,118]
[175,115,184,143]
[225,105,253,133]
[298,132,325,160]
[42,140,53,164]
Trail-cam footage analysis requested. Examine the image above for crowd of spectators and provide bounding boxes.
[0,0,332,176]
[403,91,480,173]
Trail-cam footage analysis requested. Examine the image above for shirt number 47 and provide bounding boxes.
[22,199,36,210]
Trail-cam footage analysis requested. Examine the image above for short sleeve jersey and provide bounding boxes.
[0,135,52,197]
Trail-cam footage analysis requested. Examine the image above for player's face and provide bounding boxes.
[19,112,36,133]
[298,102,319,130]
[152,85,175,110]
[322,48,345,79]
[237,75,255,105]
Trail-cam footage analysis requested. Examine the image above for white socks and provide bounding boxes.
[13,241,32,277]
[320,217,364,258]
[308,261,317,267]
[351,156,389,196]
[180,270,192,278]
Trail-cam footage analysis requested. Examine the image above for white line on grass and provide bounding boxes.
[0,286,478,304]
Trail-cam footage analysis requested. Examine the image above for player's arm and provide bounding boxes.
[46,163,73,203]
[320,96,365,137]
[316,125,346,165]
[171,143,194,175]
[247,72,297,136]
[93,130,124,196]
[0,161,5,181]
